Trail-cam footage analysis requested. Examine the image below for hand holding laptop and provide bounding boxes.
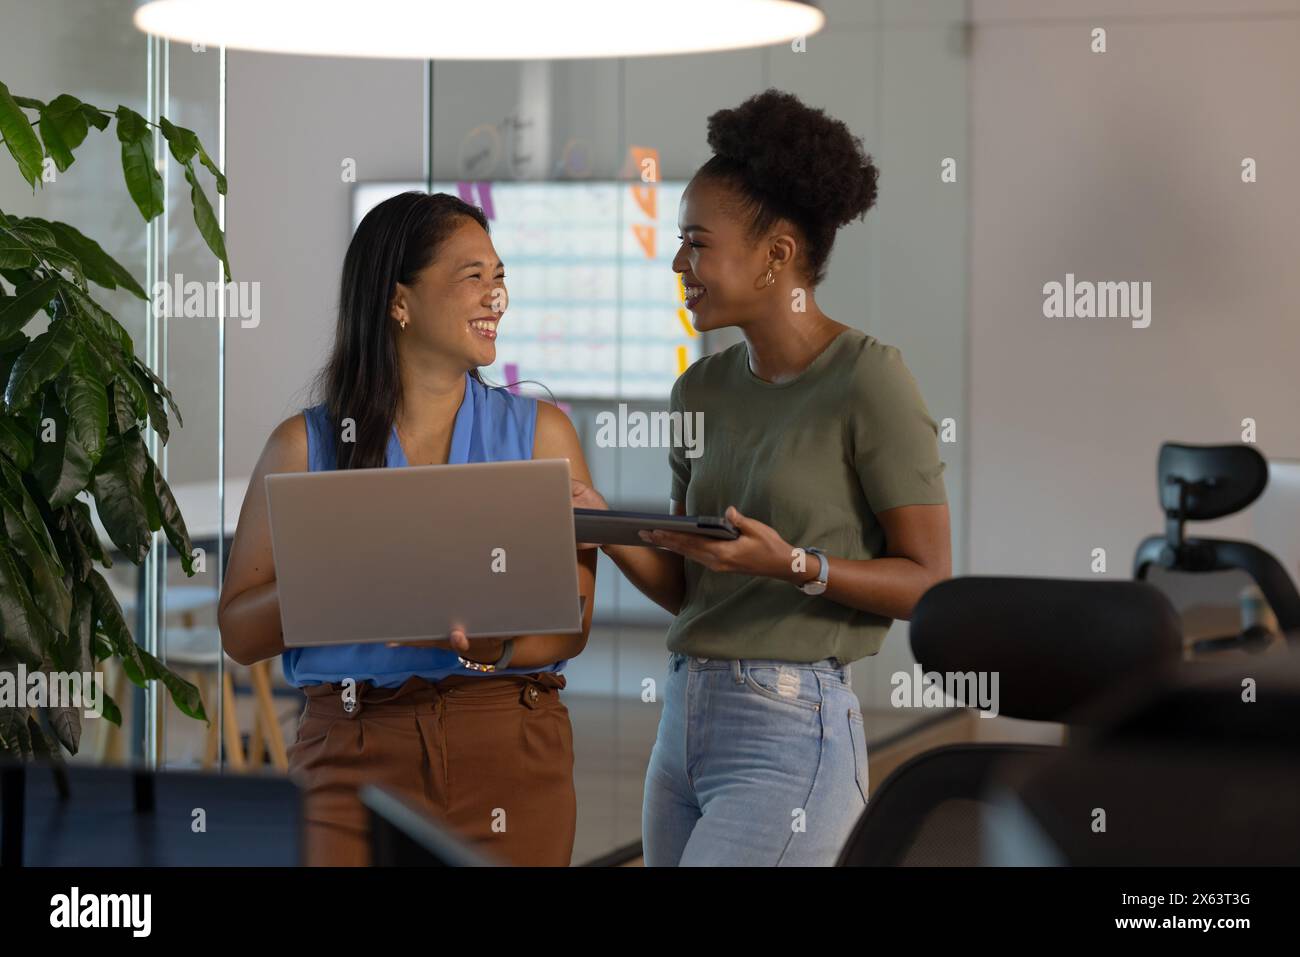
[386,628,510,669]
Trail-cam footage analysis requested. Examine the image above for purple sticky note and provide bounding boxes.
[455,181,495,220]
[475,182,495,220]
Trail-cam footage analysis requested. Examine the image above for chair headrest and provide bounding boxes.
[1158,443,1268,520]
[910,576,1183,723]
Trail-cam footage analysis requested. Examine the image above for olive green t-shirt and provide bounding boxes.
[666,328,948,663]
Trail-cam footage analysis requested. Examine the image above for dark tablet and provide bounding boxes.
[574,508,740,547]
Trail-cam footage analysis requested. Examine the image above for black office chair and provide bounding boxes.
[836,576,1183,866]
[1133,442,1300,653]
[982,654,1300,865]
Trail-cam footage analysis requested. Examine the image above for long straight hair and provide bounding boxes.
[313,191,491,470]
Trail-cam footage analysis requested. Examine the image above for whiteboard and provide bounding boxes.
[352,180,700,399]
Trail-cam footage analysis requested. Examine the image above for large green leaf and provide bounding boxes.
[159,116,199,164]
[0,264,36,286]
[31,394,93,510]
[94,686,122,726]
[0,221,87,291]
[115,106,163,222]
[160,119,227,194]
[59,281,134,355]
[61,583,93,676]
[0,453,63,567]
[87,569,206,722]
[7,220,55,247]
[0,451,69,588]
[132,357,181,426]
[47,581,94,753]
[0,275,59,339]
[65,497,110,568]
[183,162,231,281]
[58,342,108,463]
[1,503,72,638]
[0,238,36,270]
[0,706,35,758]
[0,81,44,188]
[199,147,226,196]
[89,426,151,563]
[111,376,144,433]
[0,414,34,470]
[38,94,90,173]
[0,542,51,665]
[55,504,92,583]
[134,364,168,445]
[3,316,76,411]
[146,456,194,575]
[25,218,147,300]
[80,104,110,132]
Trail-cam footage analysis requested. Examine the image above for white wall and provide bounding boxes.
[968,0,1300,578]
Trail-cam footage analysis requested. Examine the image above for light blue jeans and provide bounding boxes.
[642,653,870,866]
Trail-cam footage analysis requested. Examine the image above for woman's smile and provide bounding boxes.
[469,316,499,340]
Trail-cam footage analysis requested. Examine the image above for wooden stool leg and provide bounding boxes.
[250,660,289,771]
[222,670,247,771]
[195,670,219,770]
[248,704,266,768]
[96,662,129,765]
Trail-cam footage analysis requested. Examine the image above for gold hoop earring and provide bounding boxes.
[765,268,774,287]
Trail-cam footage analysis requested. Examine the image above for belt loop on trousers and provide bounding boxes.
[340,679,363,718]
[520,680,543,709]
[731,660,743,684]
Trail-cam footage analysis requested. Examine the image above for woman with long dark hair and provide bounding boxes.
[219,191,597,866]
[573,89,952,865]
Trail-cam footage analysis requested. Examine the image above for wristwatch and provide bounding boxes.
[459,637,515,672]
[797,547,829,596]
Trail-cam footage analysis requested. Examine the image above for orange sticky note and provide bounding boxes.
[632,224,656,259]
[676,345,689,375]
[630,146,660,183]
[631,183,657,219]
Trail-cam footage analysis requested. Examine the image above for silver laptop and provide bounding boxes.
[265,458,583,647]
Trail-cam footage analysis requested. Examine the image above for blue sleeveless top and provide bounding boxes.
[281,372,567,687]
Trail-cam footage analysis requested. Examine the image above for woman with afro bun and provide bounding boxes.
[574,89,952,865]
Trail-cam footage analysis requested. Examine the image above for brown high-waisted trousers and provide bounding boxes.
[286,672,576,866]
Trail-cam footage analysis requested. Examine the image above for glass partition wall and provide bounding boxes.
[426,0,972,860]
[2,0,969,865]
[0,1,227,770]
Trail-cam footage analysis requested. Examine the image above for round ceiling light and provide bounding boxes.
[133,0,826,60]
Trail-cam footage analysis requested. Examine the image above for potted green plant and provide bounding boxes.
[0,79,230,759]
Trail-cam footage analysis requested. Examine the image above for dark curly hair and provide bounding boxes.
[697,88,878,287]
